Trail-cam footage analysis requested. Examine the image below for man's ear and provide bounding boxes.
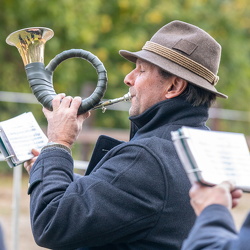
[165,77,188,99]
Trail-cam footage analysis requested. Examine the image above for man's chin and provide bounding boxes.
[129,107,140,117]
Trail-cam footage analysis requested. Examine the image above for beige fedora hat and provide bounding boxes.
[119,20,227,98]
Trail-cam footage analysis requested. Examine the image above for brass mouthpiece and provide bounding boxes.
[93,92,131,113]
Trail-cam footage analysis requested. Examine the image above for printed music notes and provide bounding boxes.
[0,112,48,167]
[171,127,250,192]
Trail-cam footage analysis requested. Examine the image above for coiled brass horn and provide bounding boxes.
[6,27,131,114]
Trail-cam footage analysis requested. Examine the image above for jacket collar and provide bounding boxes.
[129,96,209,140]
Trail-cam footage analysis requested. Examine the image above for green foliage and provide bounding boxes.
[0,161,13,174]
[1,0,250,134]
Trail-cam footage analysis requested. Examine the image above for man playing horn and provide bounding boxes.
[25,20,227,250]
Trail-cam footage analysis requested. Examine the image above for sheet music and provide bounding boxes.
[172,127,250,191]
[0,112,48,163]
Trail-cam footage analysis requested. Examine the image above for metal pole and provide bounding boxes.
[11,165,22,250]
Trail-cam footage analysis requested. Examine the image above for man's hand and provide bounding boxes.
[189,181,243,216]
[43,94,90,148]
[24,148,40,175]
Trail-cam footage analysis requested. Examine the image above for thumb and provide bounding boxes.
[42,107,51,119]
[31,148,40,157]
[189,182,203,198]
[220,180,236,192]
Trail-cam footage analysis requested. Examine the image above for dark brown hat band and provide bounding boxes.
[142,41,219,86]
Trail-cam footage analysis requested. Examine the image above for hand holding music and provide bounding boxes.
[189,181,243,216]
[24,148,40,175]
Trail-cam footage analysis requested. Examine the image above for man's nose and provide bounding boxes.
[124,70,134,87]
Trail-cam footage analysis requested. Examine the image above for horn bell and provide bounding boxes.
[6,27,54,66]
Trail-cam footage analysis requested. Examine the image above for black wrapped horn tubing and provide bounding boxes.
[25,49,108,115]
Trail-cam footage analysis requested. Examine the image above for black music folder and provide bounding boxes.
[171,126,250,192]
[0,112,48,168]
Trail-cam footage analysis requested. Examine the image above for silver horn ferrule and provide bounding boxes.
[92,92,131,113]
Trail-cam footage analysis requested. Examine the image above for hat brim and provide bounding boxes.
[119,49,227,99]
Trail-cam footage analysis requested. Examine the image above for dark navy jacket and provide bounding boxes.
[28,96,209,250]
[0,224,6,250]
[182,205,250,250]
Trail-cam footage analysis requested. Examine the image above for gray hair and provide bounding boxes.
[159,69,216,107]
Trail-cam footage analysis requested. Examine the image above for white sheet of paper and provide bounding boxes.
[172,127,250,191]
[0,112,48,162]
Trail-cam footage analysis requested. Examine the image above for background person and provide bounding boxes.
[24,20,227,249]
[0,223,6,250]
[182,181,246,250]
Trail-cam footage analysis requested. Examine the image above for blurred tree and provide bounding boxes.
[0,0,250,134]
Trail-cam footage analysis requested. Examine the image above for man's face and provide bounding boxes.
[124,59,170,116]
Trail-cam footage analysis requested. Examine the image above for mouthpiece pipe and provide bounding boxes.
[92,92,131,113]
